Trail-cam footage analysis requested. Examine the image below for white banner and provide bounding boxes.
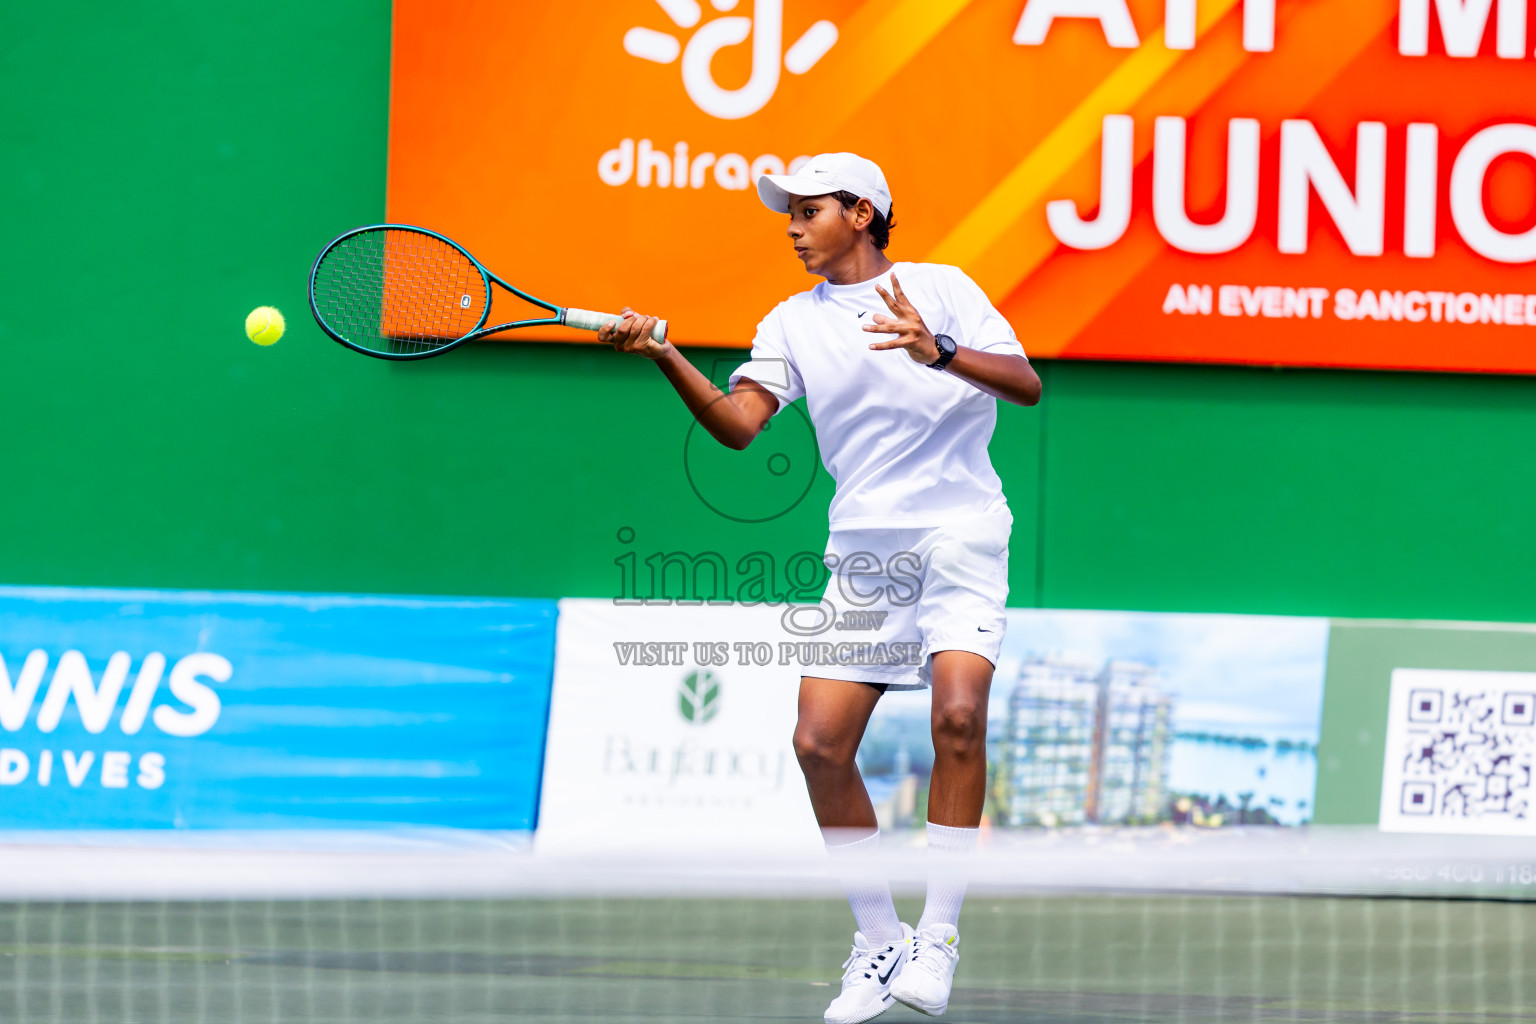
[536,599,824,855]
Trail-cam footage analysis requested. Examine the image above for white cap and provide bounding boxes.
[756,152,892,219]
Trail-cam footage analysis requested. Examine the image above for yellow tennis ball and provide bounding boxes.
[245,306,285,346]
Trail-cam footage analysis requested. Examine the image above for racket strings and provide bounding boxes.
[313,229,489,356]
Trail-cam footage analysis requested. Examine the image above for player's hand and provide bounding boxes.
[864,274,939,364]
[600,307,670,360]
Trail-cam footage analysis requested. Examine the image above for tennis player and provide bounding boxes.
[601,152,1041,1022]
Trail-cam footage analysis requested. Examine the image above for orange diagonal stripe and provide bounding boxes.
[926,0,1240,286]
[809,0,977,135]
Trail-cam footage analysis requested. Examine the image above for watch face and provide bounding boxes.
[931,334,956,368]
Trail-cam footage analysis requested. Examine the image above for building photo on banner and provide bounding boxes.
[391,0,1536,372]
[868,609,1329,833]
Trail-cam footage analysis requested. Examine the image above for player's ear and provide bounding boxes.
[857,198,875,233]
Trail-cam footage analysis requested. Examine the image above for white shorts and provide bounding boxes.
[799,509,1012,690]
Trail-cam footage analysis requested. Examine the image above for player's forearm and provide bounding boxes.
[945,348,1042,407]
[653,346,763,449]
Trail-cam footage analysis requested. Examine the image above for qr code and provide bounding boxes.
[1380,669,1534,835]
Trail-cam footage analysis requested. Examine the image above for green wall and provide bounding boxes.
[6,2,1536,624]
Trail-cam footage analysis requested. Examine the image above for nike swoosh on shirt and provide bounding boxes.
[977,627,993,632]
[857,311,867,318]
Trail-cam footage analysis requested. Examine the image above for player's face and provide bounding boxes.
[786,194,862,276]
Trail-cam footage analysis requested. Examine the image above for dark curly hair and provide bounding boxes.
[828,190,896,251]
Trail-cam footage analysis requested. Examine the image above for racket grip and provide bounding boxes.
[563,307,669,343]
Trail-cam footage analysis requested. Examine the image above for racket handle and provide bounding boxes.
[563,307,669,343]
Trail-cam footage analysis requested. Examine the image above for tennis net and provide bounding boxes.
[0,828,1530,1023]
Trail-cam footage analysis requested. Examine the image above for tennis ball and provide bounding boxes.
[245,306,285,346]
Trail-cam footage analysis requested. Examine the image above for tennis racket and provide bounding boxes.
[308,224,668,360]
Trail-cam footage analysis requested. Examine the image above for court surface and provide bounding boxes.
[2,894,1531,1023]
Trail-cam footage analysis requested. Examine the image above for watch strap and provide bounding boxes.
[928,334,957,370]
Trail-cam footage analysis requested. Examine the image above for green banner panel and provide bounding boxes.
[1315,619,1536,824]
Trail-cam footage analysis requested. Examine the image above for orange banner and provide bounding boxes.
[389,0,1536,373]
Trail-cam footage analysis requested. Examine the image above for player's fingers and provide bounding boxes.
[642,316,666,356]
[890,274,909,305]
[606,313,642,351]
[637,314,660,348]
[874,284,901,314]
[867,339,906,350]
[614,312,645,345]
[861,322,899,333]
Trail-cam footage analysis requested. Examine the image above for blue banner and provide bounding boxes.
[0,587,557,830]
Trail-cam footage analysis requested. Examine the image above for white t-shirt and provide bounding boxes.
[728,262,1027,531]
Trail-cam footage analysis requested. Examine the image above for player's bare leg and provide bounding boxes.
[796,677,910,1024]
[893,650,993,1017]
[794,677,884,830]
[925,651,994,827]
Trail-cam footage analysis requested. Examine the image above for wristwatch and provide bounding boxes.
[927,333,957,370]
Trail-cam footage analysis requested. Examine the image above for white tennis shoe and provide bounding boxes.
[889,923,959,1016]
[822,924,913,1024]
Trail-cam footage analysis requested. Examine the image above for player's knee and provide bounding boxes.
[931,701,985,756]
[792,725,856,774]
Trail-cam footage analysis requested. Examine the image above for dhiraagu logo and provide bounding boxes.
[624,0,839,119]
[678,669,721,725]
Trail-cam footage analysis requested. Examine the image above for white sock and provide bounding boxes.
[916,821,978,931]
[824,829,903,945]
